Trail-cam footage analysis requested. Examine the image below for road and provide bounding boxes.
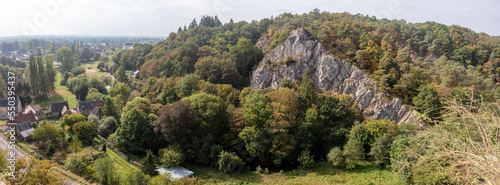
[0,133,27,159]
[0,135,79,184]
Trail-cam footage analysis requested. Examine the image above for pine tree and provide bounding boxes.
[141,150,157,176]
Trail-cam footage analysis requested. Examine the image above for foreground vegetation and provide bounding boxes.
[191,162,399,185]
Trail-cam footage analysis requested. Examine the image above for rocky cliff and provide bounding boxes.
[251,28,416,124]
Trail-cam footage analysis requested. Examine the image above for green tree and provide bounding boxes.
[56,47,74,73]
[69,137,82,154]
[141,150,158,176]
[32,123,65,148]
[94,157,120,185]
[181,93,229,138]
[179,74,200,97]
[80,47,93,61]
[115,97,158,152]
[45,54,57,93]
[243,92,273,128]
[72,122,97,146]
[102,97,120,120]
[413,84,442,119]
[122,169,151,185]
[45,143,56,157]
[61,113,86,128]
[343,124,371,169]
[229,38,263,77]
[86,88,103,101]
[98,116,118,138]
[115,66,129,84]
[369,134,393,167]
[160,148,184,168]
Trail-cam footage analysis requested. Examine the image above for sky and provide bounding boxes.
[0,0,499,38]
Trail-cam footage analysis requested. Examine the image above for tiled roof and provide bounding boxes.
[50,102,69,113]
[7,113,37,124]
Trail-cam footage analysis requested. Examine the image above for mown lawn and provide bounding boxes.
[189,162,400,185]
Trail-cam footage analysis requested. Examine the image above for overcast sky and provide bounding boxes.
[0,0,499,38]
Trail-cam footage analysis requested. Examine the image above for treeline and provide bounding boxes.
[0,55,26,68]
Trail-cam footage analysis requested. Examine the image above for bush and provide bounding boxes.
[160,148,183,168]
[283,56,295,66]
[218,150,245,173]
[327,147,343,167]
[72,66,86,76]
[297,150,315,169]
[256,165,264,174]
[369,134,393,166]
[65,154,94,177]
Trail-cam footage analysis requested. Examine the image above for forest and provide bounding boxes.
[0,10,499,184]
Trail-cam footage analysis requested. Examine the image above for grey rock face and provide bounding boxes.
[251,28,416,124]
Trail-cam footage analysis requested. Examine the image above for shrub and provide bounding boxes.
[65,154,94,177]
[218,150,245,173]
[72,66,86,76]
[45,143,56,157]
[283,56,296,66]
[160,148,183,168]
[256,166,264,174]
[369,134,393,167]
[297,150,315,169]
[391,104,500,184]
[327,147,343,167]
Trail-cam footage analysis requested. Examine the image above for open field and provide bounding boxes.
[190,162,399,185]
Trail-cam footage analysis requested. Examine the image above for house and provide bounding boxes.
[76,100,104,117]
[133,70,140,78]
[155,167,194,180]
[123,43,134,50]
[6,121,35,141]
[0,97,22,120]
[49,101,71,118]
[24,104,42,116]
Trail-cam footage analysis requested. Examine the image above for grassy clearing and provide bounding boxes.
[190,162,400,185]
[37,72,78,109]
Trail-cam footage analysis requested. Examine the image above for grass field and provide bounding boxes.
[190,162,400,185]
[81,60,108,78]
[0,120,5,125]
[37,72,77,109]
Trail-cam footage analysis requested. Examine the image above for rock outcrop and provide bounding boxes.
[251,28,416,124]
